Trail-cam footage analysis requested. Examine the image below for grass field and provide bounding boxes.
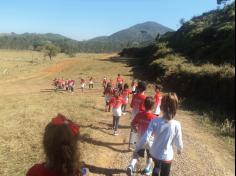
[0,51,138,175]
[0,50,234,176]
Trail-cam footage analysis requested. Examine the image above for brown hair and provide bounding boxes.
[43,122,80,176]
[144,96,155,111]
[160,92,178,120]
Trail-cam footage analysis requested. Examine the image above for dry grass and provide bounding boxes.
[0,50,234,176]
[0,51,139,175]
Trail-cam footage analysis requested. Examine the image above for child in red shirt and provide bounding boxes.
[109,90,125,135]
[26,113,88,176]
[68,79,75,92]
[130,81,147,120]
[104,82,114,112]
[154,84,162,116]
[121,83,132,114]
[80,78,86,92]
[116,73,124,87]
[127,97,157,176]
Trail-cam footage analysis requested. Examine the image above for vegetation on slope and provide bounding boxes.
[162,2,235,65]
[0,22,173,53]
[119,3,235,128]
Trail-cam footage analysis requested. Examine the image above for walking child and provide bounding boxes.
[121,83,132,114]
[127,97,157,176]
[116,73,124,88]
[102,76,107,92]
[129,81,147,149]
[80,78,86,92]
[153,85,162,116]
[131,79,137,95]
[103,82,114,112]
[109,90,125,135]
[89,77,94,89]
[130,81,147,120]
[26,113,89,176]
[135,93,183,176]
[68,79,76,92]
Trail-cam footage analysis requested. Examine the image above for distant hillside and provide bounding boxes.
[80,21,173,52]
[163,3,235,65]
[0,33,79,53]
[0,21,173,53]
[119,3,235,122]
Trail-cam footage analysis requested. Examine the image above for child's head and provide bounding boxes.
[144,96,155,111]
[161,92,178,120]
[43,114,80,175]
[114,89,120,97]
[118,74,120,77]
[117,83,123,91]
[155,84,162,92]
[124,83,129,89]
[137,81,146,93]
[107,82,112,88]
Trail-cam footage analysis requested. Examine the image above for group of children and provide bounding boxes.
[53,78,76,92]
[104,75,183,176]
[28,74,183,176]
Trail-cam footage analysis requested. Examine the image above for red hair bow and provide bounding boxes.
[51,113,80,136]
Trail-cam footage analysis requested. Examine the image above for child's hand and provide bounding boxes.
[177,149,182,155]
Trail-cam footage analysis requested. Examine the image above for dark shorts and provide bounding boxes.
[137,148,151,158]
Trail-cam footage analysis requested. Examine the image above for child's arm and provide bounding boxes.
[175,122,183,154]
[131,114,139,129]
[135,119,155,152]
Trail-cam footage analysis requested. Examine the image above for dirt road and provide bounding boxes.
[0,53,234,176]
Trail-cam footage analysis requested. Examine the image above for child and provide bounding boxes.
[65,79,69,91]
[121,83,132,114]
[134,93,183,176]
[26,113,89,176]
[89,77,94,89]
[109,90,125,135]
[127,97,157,176]
[103,82,114,112]
[130,81,147,120]
[153,84,162,116]
[116,74,124,87]
[69,79,76,92]
[131,80,137,95]
[102,76,107,91]
[53,78,59,90]
[80,78,86,92]
[129,81,147,150]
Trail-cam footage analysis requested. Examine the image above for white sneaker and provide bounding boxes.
[122,112,127,115]
[113,131,119,136]
[126,165,133,176]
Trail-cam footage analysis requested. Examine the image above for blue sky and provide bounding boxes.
[0,0,233,40]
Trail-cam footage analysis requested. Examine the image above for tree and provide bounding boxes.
[155,33,161,42]
[44,44,60,60]
[179,18,186,26]
[217,0,229,5]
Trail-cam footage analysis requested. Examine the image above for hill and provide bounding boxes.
[80,21,173,52]
[119,3,235,123]
[163,3,235,65]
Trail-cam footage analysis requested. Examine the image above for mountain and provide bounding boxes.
[81,21,174,51]
[0,21,173,52]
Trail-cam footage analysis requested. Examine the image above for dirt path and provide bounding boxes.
[0,54,234,176]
